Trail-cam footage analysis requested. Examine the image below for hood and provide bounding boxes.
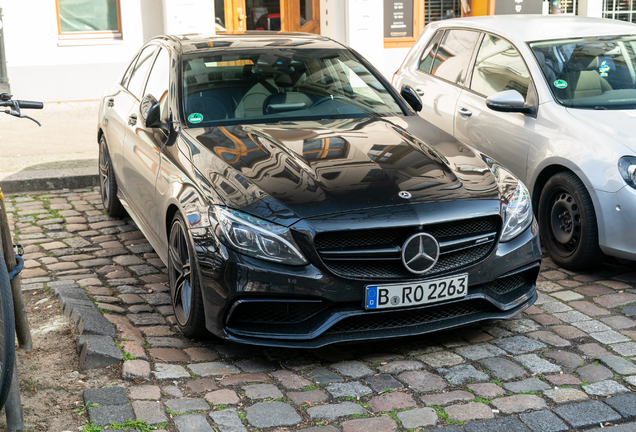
[566,108,636,152]
[181,117,500,225]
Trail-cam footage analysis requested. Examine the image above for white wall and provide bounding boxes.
[383,47,410,81]
[578,0,603,17]
[2,0,161,101]
[320,0,411,80]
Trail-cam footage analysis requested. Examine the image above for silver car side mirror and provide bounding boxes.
[486,89,533,114]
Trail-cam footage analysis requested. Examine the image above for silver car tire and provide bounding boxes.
[538,172,604,270]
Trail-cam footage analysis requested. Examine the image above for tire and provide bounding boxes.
[168,213,207,338]
[0,253,15,410]
[98,136,125,218]
[538,171,605,270]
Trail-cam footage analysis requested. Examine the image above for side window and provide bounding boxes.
[127,46,158,100]
[143,48,170,119]
[431,29,480,85]
[470,34,530,99]
[418,30,444,74]
[121,54,139,88]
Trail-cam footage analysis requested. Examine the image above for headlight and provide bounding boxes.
[500,180,533,242]
[618,156,636,189]
[213,206,308,265]
[492,165,533,243]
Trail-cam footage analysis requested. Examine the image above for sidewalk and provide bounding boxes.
[0,100,99,193]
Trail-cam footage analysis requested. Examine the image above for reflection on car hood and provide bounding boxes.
[182,117,499,226]
[566,108,636,152]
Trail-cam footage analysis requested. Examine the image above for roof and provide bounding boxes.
[428,15,636,42]
[158,32,339,54]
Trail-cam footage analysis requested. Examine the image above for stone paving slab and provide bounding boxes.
[553,400,622,429]
[9,188,636,432]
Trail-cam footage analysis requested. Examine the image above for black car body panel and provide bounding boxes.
[97,32,541,347]
[183,116,500,224]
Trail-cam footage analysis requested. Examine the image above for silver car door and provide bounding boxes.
[455,33,537,184]
[398,29,480,136]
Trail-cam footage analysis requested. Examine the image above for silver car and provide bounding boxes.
[394,15,636,270]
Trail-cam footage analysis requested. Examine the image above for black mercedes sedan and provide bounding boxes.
[97,32,541,347]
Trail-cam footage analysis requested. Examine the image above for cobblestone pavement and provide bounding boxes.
[6,187,636,432]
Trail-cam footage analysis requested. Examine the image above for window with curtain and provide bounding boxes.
[57,0,122,39]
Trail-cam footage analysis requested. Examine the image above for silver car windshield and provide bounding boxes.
[530,35,636,110]
[182,48,403,126]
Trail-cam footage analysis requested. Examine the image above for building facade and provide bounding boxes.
[0,0,625,102]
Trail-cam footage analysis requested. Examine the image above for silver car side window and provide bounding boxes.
[418,30,444,74]
[470,34,530,99]
[431,29,480,85]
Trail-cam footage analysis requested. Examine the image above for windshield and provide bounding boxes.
[530,35,636,110]
[182,48,404,126]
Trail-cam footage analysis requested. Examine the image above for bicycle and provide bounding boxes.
[0,93,42,410]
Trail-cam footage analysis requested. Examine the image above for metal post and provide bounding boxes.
[0,189,32,351]
[5,365,23,431]
[0,6,10,94]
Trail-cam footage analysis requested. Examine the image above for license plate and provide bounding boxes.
[365,274,468,310]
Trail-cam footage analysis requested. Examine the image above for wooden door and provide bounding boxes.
[217,0,319,33]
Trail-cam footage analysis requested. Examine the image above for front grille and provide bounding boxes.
[315,228,407,250]
[314,218,496,250]
[315,216,499,281]
[326,299,494,334]
[229,301,327,324]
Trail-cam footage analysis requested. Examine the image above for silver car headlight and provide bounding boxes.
[213,206,308,265]
[618,156,636,189]
[492,165,533,243]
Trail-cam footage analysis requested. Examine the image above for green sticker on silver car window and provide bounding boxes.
[188,113,203,124]
[554,79,568,89]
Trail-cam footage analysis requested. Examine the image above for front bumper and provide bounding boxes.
[596,186,636,260]
[195,218,541,348]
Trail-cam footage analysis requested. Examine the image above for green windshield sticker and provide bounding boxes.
[554,79,568,89]
[188,113,203,124]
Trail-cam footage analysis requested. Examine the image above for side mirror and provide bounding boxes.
[486,89,533,114]
[400,85,423,112]
[140,94,164,129]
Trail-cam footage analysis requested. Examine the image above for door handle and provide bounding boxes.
[416,89,425,96]
[457,107,472,117]
[107,98,114,107]
[128,114,137,126]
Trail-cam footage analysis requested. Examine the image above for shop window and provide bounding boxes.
[424,0,461,25]
[56,0,122,40]
[602,0,634,22]
[384,0,424,48]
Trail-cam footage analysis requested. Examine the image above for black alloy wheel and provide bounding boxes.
[168,213,207,338]
[538,171,604,270]
[99,136,125,218]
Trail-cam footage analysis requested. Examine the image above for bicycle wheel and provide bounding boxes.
[0,251,15,410]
